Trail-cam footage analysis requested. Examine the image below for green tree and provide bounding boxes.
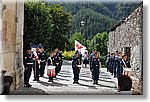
[88,32,108,56]
[24,1,53,48]
[24,1,72,51]
[69,32,85,50]
[49,4,72,50]
[71,8,116,39]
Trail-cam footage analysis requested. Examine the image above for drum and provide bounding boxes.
[47,65,56,77]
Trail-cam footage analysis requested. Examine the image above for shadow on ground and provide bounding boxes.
[10,86,48,95]
[37,80,68,87]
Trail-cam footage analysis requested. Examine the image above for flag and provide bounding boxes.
[75,40,87,55]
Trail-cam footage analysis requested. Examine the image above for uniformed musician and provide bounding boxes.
[72,52,81,84]
[54,48,63,73]
[23,47,33,87]
[53,51,60,76]
[33,47,40,81]
[92,52,100,85]
[39,47,47,77]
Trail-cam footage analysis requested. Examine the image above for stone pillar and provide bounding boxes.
[0,0,2,93]
[1,0,24,91]
[15,0,24,89]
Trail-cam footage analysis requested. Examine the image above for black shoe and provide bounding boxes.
[73,81,78,84]
[33,79,37,81]
[36,79,40,81]
[96,81,99,85]
[24,84,32,87]
[48,78,53,82]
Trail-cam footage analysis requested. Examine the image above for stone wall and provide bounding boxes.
[1,0,24,91]
[108,3,143,94]
[0,0,2,93]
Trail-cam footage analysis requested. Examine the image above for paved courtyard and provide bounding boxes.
[11,63,119,95]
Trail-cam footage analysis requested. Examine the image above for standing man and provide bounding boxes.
[55,48,63,73]
[92,52,101,85]
[118,51,123,76]
[72,52,81,84]
[106,52,111,72]
[53,51,61,76]
[115,50,120,77]
[33,47,40,81]
[109,53,115,75]
[23,47,33,87]
[90,49,97,72]
[39,47,47,77]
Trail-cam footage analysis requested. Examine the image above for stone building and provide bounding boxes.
[0,0,24,92]
[108,2,143,94]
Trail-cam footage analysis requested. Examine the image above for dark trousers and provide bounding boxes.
[92,67,99,81]
[49,77,53,82]
[113,66,116,77]
[33,61,39,80]
[73,67,80,82]
[24,65,33,85]
[55,65,61,75]
[40,62,46,77]
[117,66,123,77]
[107,62,109,72]
[115,62,120,77]
[90,61,92,71]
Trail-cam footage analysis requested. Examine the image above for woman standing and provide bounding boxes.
[92,52,101,85]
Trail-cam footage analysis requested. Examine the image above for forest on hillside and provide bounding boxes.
[46,1,141,39]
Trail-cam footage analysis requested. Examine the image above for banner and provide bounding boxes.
[75,40,87,55]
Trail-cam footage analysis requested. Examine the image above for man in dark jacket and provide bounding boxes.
[39,47,47,77]
[23,47,33,87]
[72,52,81,84]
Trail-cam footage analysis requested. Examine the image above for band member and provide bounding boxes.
[106,52,111,72]
[39,47,47,77]
[23,47,33,87]
[92,52,100,85]
[33,47,40,81]
[54,48,63,73]
[72,52,81,84]
[47,52,55,82]
[83,52,89,68]
[114,50,120,77]
[90,49,97,72]
[122,55,131,76]
[109,53,115,75]
[118,52,123,76]
[53,51,61,76]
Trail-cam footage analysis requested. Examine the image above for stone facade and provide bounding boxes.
[0,0,24,91]
[108,2,143,94]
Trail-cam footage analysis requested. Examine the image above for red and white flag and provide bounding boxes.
[75,40,87,55]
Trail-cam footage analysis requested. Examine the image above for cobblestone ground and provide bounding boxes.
[11,64,119,95]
